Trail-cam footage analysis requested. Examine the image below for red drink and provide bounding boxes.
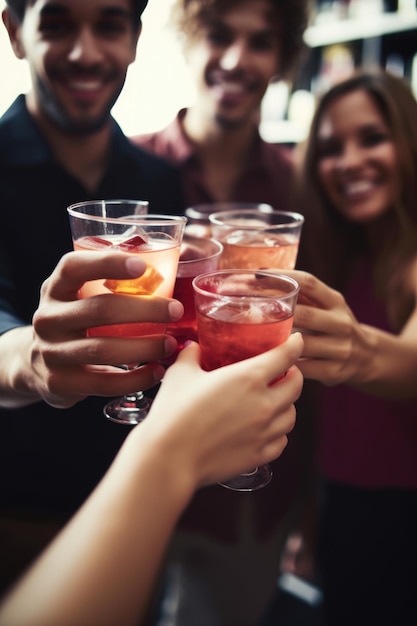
[193,270,299,371]
[192,269,299,491]
[171,274,198,344]
[196,300,294,371]
[167,235,223,350]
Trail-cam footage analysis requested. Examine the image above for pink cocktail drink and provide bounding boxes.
[209,209,304,271]
[219,231,299,270]
[74,234,181,338]
[67,204,186,426]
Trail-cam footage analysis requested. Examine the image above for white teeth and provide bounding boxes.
[221,83,245,94]
[69,81,101,92]
[344,180,374,195]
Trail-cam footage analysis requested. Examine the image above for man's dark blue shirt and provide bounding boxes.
[0,96,185,514]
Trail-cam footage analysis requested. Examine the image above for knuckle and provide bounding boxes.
[303,272,318,291]
[84,340,113,364]
[87,295,115,326]
[42,369,62,395]
[297,305,315,326]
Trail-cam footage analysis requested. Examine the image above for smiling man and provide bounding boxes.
[133,0,309,208]
[132,2,312,625]
[0,0,185,597]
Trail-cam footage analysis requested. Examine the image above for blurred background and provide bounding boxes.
[2,0,417,145]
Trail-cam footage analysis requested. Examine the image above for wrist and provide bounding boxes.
[0,326,40,407]
[121,423,198,509]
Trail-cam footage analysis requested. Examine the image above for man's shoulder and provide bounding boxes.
[0,96,47,168]
[0,97,25,144]
[127,138,180,178]
[258,138,294,169]
[131,126,174,159]
[131,114,189,164]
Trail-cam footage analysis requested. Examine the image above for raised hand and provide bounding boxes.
[283,269,373,387]
[139,333,304,487]
[283,269,417,399]
[0,251,184,409]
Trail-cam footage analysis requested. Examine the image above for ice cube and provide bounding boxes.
[209,299,254,323]
[264,234,291,247]
[104,264,164,295]
[81,236,113,249]
[117,235,146,251]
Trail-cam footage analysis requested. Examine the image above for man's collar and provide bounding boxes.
[0,95,132,168]
[0,95,51,166]
[158,109,196,163]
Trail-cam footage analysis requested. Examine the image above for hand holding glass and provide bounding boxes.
[67,200,186,425]
[192,269,299,491]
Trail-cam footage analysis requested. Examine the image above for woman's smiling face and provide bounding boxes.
[316,89,399,224]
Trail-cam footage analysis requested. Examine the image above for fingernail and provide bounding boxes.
[125,257,146,276]
[164,335,177,355]
[153,365,166,382]
[168,300,184,321]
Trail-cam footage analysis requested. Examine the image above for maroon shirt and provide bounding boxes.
[131,109,293,210]
[318,258,417,488]
[131,113,304,542]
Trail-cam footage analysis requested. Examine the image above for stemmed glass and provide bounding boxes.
[192,270,299,491]
[67,200,186,426]
[209,208,304,270]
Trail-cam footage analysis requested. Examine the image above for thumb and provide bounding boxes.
[173,340,202,367]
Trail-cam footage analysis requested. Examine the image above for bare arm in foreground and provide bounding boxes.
[0,334,304,626]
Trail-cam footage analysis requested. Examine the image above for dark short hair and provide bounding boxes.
[5,0,149,27]
[171,0,310,79]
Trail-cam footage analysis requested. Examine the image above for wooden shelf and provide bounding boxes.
[305,11,417,47]
[260,120,309,145]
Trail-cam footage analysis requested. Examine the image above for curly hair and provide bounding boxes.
[5,0,149,28]
[170,0,311,79]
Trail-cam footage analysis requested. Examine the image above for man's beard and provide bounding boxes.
[214,112,247,131]
[36,76,124,136]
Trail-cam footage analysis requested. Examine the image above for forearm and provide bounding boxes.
[344,323,417,400]
[0,326,41,408]
[0,427,195,626]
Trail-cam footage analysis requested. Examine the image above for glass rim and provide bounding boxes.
[68,199,149,209]
[208,208,304,227]
[192,269,299,299]
[179,237,223,265]
[185,202,274,219]
[67,204,187,227]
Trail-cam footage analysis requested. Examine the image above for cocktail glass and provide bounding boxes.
[192,269,299,491]
[209,208,304,270]
[165,234,223,356]
[185,202,273,239]
[67,200,186,426]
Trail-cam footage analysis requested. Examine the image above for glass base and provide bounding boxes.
[218,463,273,492]
[104,392,152,426]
